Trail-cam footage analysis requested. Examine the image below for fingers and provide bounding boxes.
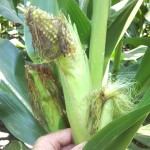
[32,128,73,150]
[48,128,73,147]
[32,128,85,150]
[71,142,86,150]
[61,144,75,150]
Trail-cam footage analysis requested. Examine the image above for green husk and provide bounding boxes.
[25,64,68,132]
[56,21,92,143]
[99,99,113,130]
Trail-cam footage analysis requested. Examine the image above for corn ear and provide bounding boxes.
[58,57,91,143]
[25,64,68,132]
[88,78,136,132]
[98,100,113,130]
[24,6,75,63]
[99,78,136,129]
[56,22,92,143]
[87,91,102,137]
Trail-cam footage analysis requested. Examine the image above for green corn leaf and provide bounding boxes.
[0,39,46,144]
[3,140,30,150]
[57,0,91,45]
[0,39,31,112]
[0,0,23,24]
[12,0,21,13]
[104,0,143,71]
[108,0,135,28]
[112,40,123,77]
[123,37,150,48]
[83,108,148,150]
[134,124,150,148]
[122,45,147,61]
[83,86,150,150]
[129,142,149,150]
[111,0,121,5]
[135,48,150,92]
[86,0,93,20]
[98,118,146,150]
[79,0,90,15]
[0,90,46,145]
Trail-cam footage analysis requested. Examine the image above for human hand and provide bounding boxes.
[32,128,85,150]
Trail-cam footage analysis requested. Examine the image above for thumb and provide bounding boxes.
[71,142,86,150]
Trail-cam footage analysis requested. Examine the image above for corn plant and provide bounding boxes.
[0,0,150,149]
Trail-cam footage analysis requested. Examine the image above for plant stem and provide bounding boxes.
[89,0,110,90]
[112,40,123,80]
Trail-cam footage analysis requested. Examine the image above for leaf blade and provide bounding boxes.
[0,39,46,144]
[0,90,46,145]
[135,48,150,92]
[0,0,23,24]
[57,0,91,45]
[104,0,143,70]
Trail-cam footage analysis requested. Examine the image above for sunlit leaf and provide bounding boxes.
[135,48,150,92]
[122,45,147,60]
[123,37,150,48]
[57,0,91,45]
[104,0,143,70]
[0,0,23,24]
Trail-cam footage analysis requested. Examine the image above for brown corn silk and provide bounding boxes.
[25,64,68,131]
[25,6,75,63]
